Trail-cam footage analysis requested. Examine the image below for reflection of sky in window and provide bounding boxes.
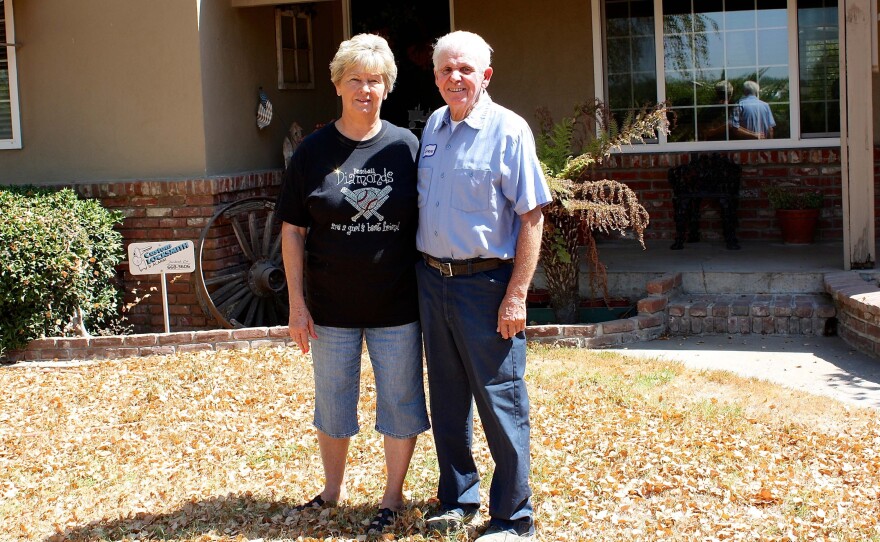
[724,9,756,30]
[695,32,724,68]
[757,8,787,28]
[726,30,757,67]
[758,29,788,65]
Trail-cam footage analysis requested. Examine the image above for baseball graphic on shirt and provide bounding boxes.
[341,185,392,222]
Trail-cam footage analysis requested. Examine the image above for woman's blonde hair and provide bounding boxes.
[330,34,397,91]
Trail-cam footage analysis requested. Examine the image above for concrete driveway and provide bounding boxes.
[605,334,880,409]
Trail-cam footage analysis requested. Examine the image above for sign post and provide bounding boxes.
[127,240,196,333]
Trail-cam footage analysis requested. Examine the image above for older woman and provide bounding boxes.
[276,33,428,535]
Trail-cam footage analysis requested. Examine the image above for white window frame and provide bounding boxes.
[592,0,840,152]
[1,0,21,150]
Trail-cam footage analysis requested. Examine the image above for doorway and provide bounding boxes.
[350,0,451,134]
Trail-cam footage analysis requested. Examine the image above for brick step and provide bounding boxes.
[668,293,837,336]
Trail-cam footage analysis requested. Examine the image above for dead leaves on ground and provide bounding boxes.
[1,346,880,541]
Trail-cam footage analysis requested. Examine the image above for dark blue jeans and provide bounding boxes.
[416,260,534,534]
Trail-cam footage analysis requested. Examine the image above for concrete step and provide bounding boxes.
[607,270,829,298]
[667,293,837,337]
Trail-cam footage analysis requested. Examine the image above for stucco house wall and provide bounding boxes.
[198,1,343,174]
[0,0,207,184]
[0,0,344,184]
[453,0,595,130]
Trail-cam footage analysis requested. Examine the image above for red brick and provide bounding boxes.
[123,334,159,347]
[269,326,290,338]
[215,341,250,351]
[194,330,234,342]
[602,319,636,334]
[89,336,125,348]
[25,338,58,350]
[563,324,598,338]
[56,338,90,349]
[638,296,668,314]
[138,346,176,356]
[158,332,196,345]
[105,347,141,359]
[635,314,663,329]
[232,328,270,340]
[526,326,563,338]
[177,343,215,353]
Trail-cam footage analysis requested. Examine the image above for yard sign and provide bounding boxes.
[127,241,196,333]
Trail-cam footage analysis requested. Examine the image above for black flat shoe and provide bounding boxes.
[291,494,326,513]
[366,507,399,535]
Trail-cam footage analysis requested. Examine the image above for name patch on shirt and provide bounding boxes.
[422,144,437,158]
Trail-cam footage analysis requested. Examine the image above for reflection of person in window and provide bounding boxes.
[731,80,775,139]
[701,80,733,141]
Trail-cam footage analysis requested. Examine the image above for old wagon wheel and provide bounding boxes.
[195,197,288,328]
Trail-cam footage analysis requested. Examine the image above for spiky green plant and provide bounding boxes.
[535,100,669,324]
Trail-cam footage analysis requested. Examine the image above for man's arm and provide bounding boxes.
[281,221,317,353]
[497,206,544,339]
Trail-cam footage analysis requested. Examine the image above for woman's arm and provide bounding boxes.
[281,221,317,353]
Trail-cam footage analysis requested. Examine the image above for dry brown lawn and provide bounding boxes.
[1,344,879,541]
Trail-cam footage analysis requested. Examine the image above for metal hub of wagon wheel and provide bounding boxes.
[195,197,289,328]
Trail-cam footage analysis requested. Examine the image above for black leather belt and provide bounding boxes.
[422,253,513,277]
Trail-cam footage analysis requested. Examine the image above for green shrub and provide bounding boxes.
[0,186,127,356]
[766,185,824,210]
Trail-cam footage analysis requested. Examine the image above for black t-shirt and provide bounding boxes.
[276,120,420,327]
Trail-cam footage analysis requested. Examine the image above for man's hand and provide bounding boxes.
[288,302,317,353]
[497,293,527,339]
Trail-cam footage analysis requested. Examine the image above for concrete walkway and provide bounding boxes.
[605,334,880,409]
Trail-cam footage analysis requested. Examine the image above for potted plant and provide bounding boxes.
[535,100,669,324]
[766,185,823,244]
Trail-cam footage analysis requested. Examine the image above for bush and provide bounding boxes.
[766,185,824,210]
[0,186,126,356]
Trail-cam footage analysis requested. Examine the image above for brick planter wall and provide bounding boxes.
[4,327,294,363]
[526,273,679,347]
[667,294,836,336]
[72,171,283,334]
[824,271,880,357]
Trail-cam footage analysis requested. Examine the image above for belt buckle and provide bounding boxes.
[439,262,453,277]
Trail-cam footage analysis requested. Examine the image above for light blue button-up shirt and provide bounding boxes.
[416,94,551,260]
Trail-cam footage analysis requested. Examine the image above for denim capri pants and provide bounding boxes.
[310,321,430,439]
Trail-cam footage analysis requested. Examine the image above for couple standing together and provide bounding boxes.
[277,30,551,541]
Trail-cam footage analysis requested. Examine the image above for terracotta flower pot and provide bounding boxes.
[776,208,820,244]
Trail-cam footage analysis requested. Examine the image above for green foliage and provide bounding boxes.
[535,101,670,322]
[0,186,126,356]
[536,116,576,178]
[766,185,824,210]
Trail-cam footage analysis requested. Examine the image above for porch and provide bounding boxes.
[574,239,846,299]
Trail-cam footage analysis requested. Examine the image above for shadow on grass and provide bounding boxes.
[47,493,444,541]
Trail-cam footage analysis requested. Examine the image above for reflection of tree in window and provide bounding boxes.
[798,1,840,136]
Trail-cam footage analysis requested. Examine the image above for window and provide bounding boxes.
[601,0,839,146]
[275,6,314,90]
[1,0,21,149]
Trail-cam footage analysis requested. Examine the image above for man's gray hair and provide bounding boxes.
[743,80,760,96]
[330,33,398,91]
[433,31,493,72]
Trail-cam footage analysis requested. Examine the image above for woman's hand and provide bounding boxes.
[288,302,317,353]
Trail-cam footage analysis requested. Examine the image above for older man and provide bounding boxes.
[732,80,776,139]
[416,31,551,541]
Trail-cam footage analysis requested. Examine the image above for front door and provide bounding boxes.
[350,0,451,135]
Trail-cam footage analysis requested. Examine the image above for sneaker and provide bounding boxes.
[425,507,480,532]
[475,524,535,541]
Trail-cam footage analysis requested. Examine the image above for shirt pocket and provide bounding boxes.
[417,167,432,208]
[451,169,493,213]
